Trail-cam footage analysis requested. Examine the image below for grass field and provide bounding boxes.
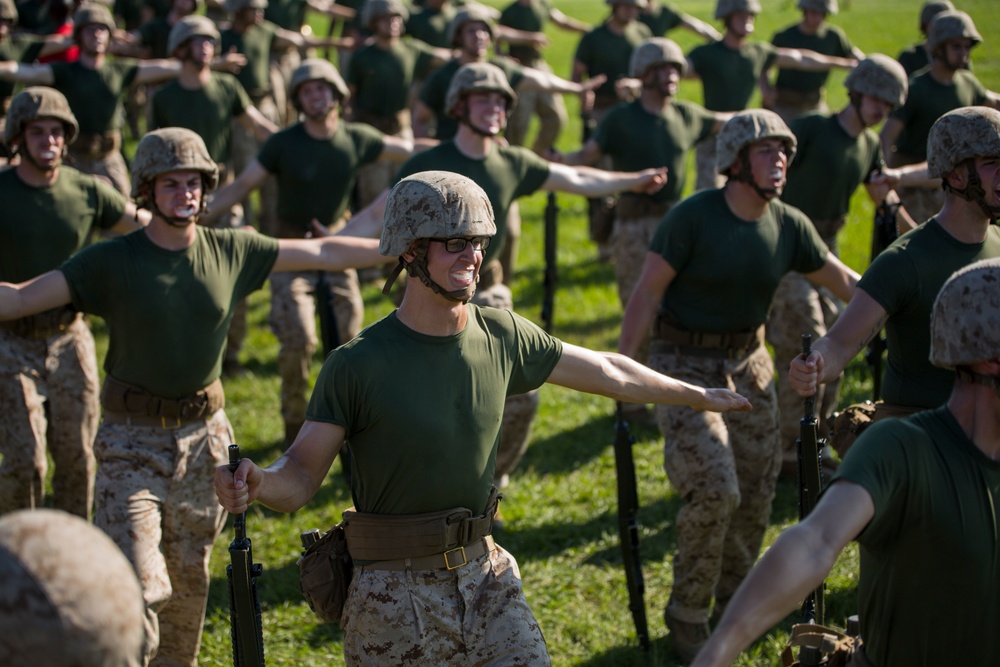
[91,1,1000,665]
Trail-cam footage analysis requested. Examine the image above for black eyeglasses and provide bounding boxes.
[429,237,491,253]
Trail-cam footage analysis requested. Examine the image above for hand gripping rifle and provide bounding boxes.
[315,272,352,483]
[613,402,650,650]
[227,445,266,667]
[796,336,825,627]
[541,192,559,333]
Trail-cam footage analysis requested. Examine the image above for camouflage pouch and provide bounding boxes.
[828,401,878,460]
[781,623,859,667]
[298,523,353,625]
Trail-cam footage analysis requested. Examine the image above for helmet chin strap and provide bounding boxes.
[956,366,1000,399]
[460,105,504,138]
[733,151,782,201]
[944,162,999,222]
[397,239,479,303]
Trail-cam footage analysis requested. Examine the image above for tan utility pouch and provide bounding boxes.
[781,623,859,667]
[829,401,922,460]
[298,524,353,626]
[343,487,501,562]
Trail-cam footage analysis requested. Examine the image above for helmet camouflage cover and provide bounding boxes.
[224,0,267,13]
[4,86,79,147]
[0,0,17,23]
[920,0,954,31]
[929,258,1000,369]
[288,57,350,104]
[629,38,687,78]
[130,127,219,200]
[360,0,409,30]
[167,15,220,58]
[446,5,495,47]
[926,106,1000,179]
[797,0,837,15]
[380,170,496,257]
[72,3,116,40]
[714,0,760,20]
[0,510,146,667]
[716,109,797,175]
[927,10,982,55]
[844,54,908,108]
[445,62,517,119]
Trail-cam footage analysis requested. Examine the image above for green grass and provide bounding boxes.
[94,1,1000,665]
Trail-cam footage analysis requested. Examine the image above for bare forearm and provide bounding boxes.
[255,453,325,513]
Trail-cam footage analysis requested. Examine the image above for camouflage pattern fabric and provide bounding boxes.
[695,138,725,193]
[356,121,413,209]
[0,318,99,520]
[93,410,232,667]
[504,59,566,154]
[342,545,551,666]
[648,343,781,623]
[68,139,131,196]
[929,256,1000,369]
[269,269,363,425]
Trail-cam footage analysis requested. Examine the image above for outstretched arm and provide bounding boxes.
[272,235,385,273]
[0,271,73,321]
[678,13,722,42]
[0,61,54,85]
[542,162,667,198]
[203,159,271,225]
[215,420,346,514]
[692,481,873,667]
[773,47,857,72]
[804,254,859,304]
[547,342,751,413]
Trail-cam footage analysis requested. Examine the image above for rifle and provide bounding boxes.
[612,402,650,651]
[226,445,266,667]
[541,192,559,333]
[865,180,898,401]
[315,271,353,483]
[796,336,825,628]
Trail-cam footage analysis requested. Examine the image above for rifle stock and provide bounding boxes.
[541,192,558,332]
[613,402,650,651]
[227,445,266,667]
[796,336,825,627]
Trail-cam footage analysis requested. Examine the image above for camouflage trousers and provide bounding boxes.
[694,137,725,193]
[342,544,550,666]
[765,89,826,125]
[269,269,363,425]
[356,119,413,209]
[68,143,130,196]
[504,59,566,153]
[648,344,781,623]
[93,410,231,667]
[0,319,99,520]
[897,184,944,228]
[472,271,539,488]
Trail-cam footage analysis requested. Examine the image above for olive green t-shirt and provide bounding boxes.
[306,305,563,516]
[220,21,279,97]
[857,219,1000,408]
[347,39,437,117]
[60,227,279,398]
[152,72,251,164]
[639,3,683,36]
[50,60,140,134]
[0,166,127,283]
[256,121,385,235]
[783,112,882,221]
[394,141,551,265]
[890,68,988,163]
[0,34,45,101]
[688,40,778,111]
[498,0,552,64]
[136,16,172,59]
[419,56,525,140]
[833,407,1000,666]
[650,188,828,332]
[264,0,306,31]
[406,4,456,49]
[573,21,652,102]
[770,23,854,94]
[897,43,929,77]
[592,99,715,202]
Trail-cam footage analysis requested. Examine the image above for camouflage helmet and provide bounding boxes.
[926,106,1000,179]
[130,127,219,200]
[844,54,908,108]
[929,258,1000,369]
[446,5,495,47]
[919,0,954,32]
[715,0,760,20]
[605,0,648,8]
[224,0,267,13]
[4,86,79,147]
[629,38,687,78]
[927,10,982,55]
[0,0,18,24]
[797,0,837,14]
[380,170,496,257]
[716,109,797,174]
[72,3,116,41]
[167,15,220,58]
[0,510,145,667]
[288,58,350,105]
[360,0,409,30]
[445,62,517,119]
